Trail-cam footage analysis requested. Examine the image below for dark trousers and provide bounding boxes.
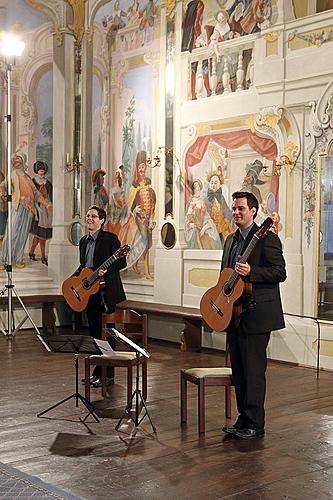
[86,292,115,379]
[228,324,270,430]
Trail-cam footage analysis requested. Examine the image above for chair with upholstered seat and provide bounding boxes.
[180,343,233,434]
[84,309,148,406]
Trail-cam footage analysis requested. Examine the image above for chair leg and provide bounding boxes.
[198,379,205,434]
[142,359,147,401]
[101,366,107,398]
[180,372,187,424]
[85,359,91,402]
[225,386,231,419]
[127,364,133,408]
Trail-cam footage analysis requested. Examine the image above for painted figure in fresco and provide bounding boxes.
[185,179,221,249]
[206,171,233,241]
[102,0,127,34]
[128,150,156,280]
[0,153,51,269]
[29,161,53,266]
[208,9,240,93]
[205,167,233,245]
[106,165,146,272]
[113,0,128,30]
[256,191,281,233]
[240,159,265,204]
[127,0,140,26]
[181,0,211,99]
[240,0,272,33]
[92,168,110,213]
[139,0,157,45]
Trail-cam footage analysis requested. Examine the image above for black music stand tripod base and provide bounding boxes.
[36,335,101,422]
[115,352,156,434]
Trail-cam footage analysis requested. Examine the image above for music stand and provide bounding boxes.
[37,334,102,422]
[107,328,156,433]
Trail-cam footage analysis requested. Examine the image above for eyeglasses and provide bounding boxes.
[85,214,100,219]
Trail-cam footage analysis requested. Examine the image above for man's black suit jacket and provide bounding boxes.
[221,223,286,334]
[77,229,126,310]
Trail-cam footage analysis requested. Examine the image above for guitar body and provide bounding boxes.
[62,268,101,312]
[200,268,245,332]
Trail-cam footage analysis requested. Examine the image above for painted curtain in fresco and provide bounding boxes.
[184,129,280,249]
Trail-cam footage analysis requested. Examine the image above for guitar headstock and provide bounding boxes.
[117,244,131,257]
[256,217,273,239]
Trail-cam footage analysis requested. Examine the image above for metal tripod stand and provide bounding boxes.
[37,353,99,422]
[116,351,156,433]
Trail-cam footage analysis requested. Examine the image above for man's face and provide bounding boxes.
[243,173,254,186]
[209,175,221,192]
[138,162,146,178]
[12,155,23,170]
[85,208,104,233]
[231,197,256,230]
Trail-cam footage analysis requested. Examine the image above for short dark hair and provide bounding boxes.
[87,205,106,225]
[232,191,259,218]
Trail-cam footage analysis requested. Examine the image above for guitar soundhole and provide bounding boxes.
[224,284,232,296]
[82,279,91,290]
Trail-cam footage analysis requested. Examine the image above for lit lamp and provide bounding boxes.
[0,34,37,337]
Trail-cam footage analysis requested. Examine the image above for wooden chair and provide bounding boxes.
[85,309,148,406]
[180,342,233,434]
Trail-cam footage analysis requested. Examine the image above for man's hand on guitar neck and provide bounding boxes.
[235,261,251,277]
[98,269,107,277]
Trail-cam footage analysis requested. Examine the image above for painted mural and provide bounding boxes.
[182,0,274,98]
[94,0,159,280]
[105,65,156,280]
[0,3,53,270]
[184,127,280,249]
[96,0,160,51]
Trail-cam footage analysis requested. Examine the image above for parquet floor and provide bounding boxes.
[0,329,333,499]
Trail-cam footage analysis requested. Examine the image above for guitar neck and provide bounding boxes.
[86,254,118,286]
[239,234,259,264]
[225,234,259,290]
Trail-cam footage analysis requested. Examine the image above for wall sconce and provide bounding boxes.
[262,155,294,177]
[275,154,294,175]
[65,152,83,172]
[151,146,175,168]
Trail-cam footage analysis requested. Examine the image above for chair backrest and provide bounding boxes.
[103,309,148,349]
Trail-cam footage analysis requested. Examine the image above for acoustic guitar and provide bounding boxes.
[200,218,273,332]
[62,244,130,312]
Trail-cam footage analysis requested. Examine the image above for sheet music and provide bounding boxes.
[111,328,150,358]
[95,339,115,354]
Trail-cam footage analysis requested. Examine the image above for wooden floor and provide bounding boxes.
[1,330,333,499]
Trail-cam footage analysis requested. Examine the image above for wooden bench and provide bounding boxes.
[116,300,202,351]
[0,294,66,334]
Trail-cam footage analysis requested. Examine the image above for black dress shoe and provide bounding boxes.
[81,375,98,384]
[222,415,246,435]
[235,428,265,440]
[91,377,114,388]
[222,425,240,435]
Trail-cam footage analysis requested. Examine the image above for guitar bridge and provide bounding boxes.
[71,287,81,301]
[210,300,223,317]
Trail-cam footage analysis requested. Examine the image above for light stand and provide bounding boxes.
[0,36,40,337]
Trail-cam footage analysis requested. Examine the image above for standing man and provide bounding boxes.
[222,191,286,439]
[77,205,127,387]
